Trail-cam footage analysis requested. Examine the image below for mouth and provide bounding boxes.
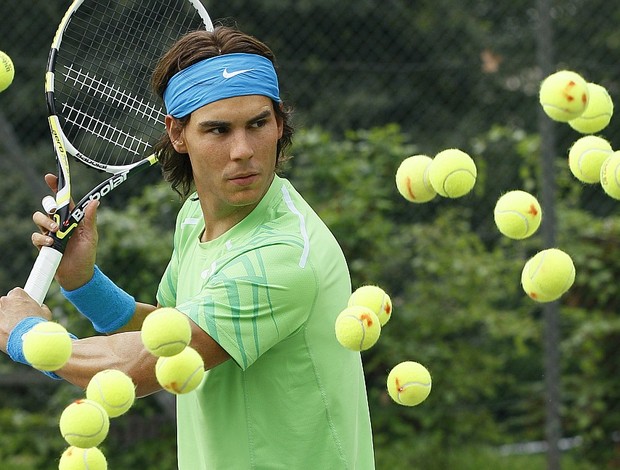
[228,172,259,186]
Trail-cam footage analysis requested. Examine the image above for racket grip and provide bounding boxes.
[24,246,63,306]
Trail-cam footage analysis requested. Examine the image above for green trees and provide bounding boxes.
[0,123,618,469]
[289,125,619,468]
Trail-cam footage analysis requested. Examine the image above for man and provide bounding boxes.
[0,26,375,469]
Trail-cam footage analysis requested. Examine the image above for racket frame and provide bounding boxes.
[23,0,212,304]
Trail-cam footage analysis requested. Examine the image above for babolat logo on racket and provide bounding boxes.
[71,172,129,223]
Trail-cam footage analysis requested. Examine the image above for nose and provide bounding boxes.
[229,130,254,161]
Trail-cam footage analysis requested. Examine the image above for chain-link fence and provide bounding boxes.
[1,0,620,468]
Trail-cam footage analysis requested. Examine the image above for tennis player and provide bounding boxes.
[0,26,375,468]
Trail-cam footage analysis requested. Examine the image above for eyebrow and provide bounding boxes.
[198,109,273,129]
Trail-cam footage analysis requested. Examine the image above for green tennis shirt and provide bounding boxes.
[157,176,375,469]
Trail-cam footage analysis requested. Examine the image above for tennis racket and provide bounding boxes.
[23,0,213,305]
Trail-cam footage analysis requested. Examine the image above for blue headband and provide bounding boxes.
[163,53,281,118]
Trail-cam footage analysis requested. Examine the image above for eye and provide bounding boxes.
[209,126,229,135]
[250,119,267,129]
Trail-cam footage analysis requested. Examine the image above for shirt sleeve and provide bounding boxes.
[174,242,318,370]
[156,197,195,307]
[156,252,178,307]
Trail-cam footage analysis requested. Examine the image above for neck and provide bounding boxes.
[199,203,257,242]
[197,174,276,242]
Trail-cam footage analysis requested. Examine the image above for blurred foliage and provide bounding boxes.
[2,122,620,469]
[289,125,620,468]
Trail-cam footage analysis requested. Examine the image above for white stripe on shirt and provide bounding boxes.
[281,185,310,268]
[181,217,201,227]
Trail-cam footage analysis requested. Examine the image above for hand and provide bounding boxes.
[0,288,52,353]
[31,174,100,290]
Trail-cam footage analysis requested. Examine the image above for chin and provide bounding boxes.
[228,188,264,207]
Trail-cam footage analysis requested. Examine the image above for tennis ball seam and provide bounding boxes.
[395,155,436,203]
[155,347,205,394]
[335,306,381,351]
[441,169,476,197]
[149,339,189,353]
[342,313,370,351]
[59,446,107,470]
[530,257,575,296]
[494,210,530,237]
[23,322,72,371]
[569,83,613,133]
[173,365,203,393]
[395,381,431,404]
[60,400,110,448]
[88,384,133,411]
[387,361,432,406]
[523,249,576,300]
[141,307,192,357]
[539,70,589,122]
[428,149,477,198]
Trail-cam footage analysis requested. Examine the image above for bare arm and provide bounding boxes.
[1,289,230,397]
[116,301,158,332]
[56,319,231,397]
[27,175,232,393]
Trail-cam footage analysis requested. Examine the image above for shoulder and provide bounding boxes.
[176,193,202,225]
[271,178,345,262]
[170,194,203,247]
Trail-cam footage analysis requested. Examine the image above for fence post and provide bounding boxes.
[535,0,562,469]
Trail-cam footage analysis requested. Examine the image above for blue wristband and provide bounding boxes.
[61,265,135,333]
[7,317,76,380]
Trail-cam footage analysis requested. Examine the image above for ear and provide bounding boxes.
[276,103,284,139]
[165,115,188,153]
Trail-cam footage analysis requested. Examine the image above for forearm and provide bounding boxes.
[115,302,158,332]
[57,332,161,397]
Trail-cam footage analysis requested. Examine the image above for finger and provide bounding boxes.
[42,195,58,215]
[32,232,54,249]
[7,287,27,297]
[8,288,48,312]
[32,211,59,234]
[82,199,100,230]
[44,174,59,193]
[40,304,53,320]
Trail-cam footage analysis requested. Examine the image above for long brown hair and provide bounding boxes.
[151,26,294,198]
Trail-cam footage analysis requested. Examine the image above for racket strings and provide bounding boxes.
[53,0,209,169]
[60,64,163,157]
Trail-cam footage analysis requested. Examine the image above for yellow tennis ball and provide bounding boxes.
[59,446,107,470]
[156,346,205,394]
[334,305,381,351]
[59,399,110,449]
[428,148,477,198]
[568,135,613,184]
[521,258,556,303]
[395,154,437,203]
[493,190,542,240]
[600,151,620,200]
[0,51,14,93]
[141,307,192,357]
[22,321,72,371]
[569,82,614,134]
[348,285,393,326]
[387,361,432,406]
[86,369,136,418]
[539,70,589,122]
[521,248,576,303]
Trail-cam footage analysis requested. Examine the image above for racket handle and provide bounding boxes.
[24,246,63,306]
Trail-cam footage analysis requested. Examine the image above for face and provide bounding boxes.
[166,95,283,218]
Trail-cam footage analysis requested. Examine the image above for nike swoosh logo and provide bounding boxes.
[222,68,253,79]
